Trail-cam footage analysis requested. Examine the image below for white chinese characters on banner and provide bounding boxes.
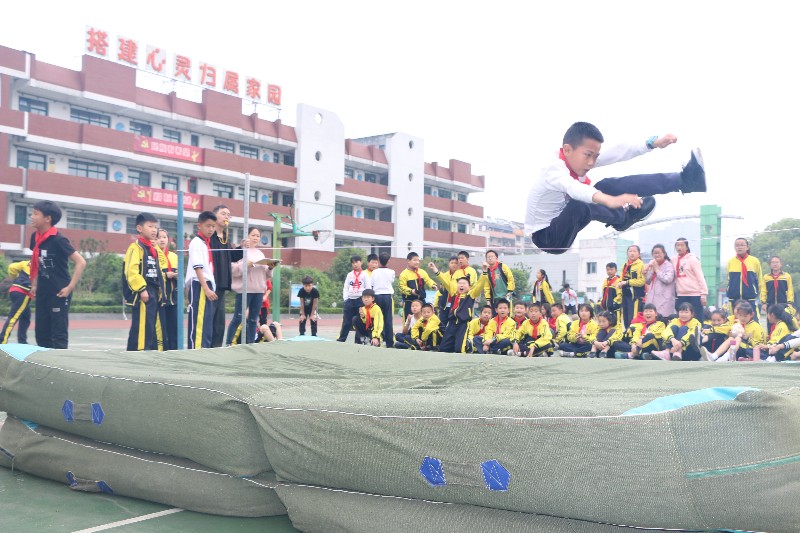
[84,25,281,106]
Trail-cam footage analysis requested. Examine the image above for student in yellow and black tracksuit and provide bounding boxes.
[558,304,599,357]
[1,260,32,344]
[514,303,553,357]
[352,289,384,346]
[395,303,443,350]
[399,252,437,318]
[600,262,623,327]
[433,257,458,330]
[611,304,666,359]
[726,238,765,319]
[761,256,795,315]
[619,245,646,328]
[465,305,493,353]
[124,214,166,351]
[479,299,517,354]
[156,229,179,350]
[531,269,555,306]
[432,264,488,353]
[651,302,703,361]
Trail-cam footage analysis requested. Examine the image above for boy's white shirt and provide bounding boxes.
[524,142,650,235]
[370,267,396,295]
[185,235,216,291]
[342,269,372,300]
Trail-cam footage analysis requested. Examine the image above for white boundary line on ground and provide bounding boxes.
[70,508,183,533]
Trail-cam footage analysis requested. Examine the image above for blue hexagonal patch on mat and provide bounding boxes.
[481,460,511,491]
[419,456,447,487]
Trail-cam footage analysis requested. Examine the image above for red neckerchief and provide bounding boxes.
[451,293,461,314]
[446,269,458,305]
[769,322,776,336]
[679,319,690,327]
[642,320,656,335]
[161,246,172,270]
[579,321,588,334]
[139,237,158,265]
[529,318,541,339]
[548,316,557,329]
[676,252,688,278]
[30,227,58,282]
[353,269,362,290]
[477,319,489,336]
[622,260,635,281]
[410,267,422,291]
[364,303,374,330]
[488,263,499,287]
[738,254,750,287]
[493,315,504,332]
[198,233,214,272]
[514,316,525,329]
[602,275,619,307]
[559,148,590,185]
[771,272,782,300]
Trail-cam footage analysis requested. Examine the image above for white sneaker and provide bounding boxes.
[766,356,777,363]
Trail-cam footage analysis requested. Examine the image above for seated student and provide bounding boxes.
[481,299,516,355]
[513,302,553,357]
[353,289,384,347]
[590,311,624,358]
[466,305,493,353]
[704,301,765,362]
[395,299,423,348]
[549,303,571,346]
[701,309,728,355]
[409,303,443,351]
[612,304,665,359]
[753,304,798,362]
[559,304,598,357]
[511,302,527,331]
[768,310,800,361]
[651,302,702,361]
[428,261,489,353]
[256,321,283,343]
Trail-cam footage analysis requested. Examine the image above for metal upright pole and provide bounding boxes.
[241,173,250,343]
[176,191,185,349]
[271,215,281,323]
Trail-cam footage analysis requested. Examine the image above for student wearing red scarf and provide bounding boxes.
[652,303,703,361]
[525,122,706,255]
[761,256,795,316]
[483,250,515,310]
[337,255,372,342]
[156,228,179,350]
[617,245,646,328]
[123,213,167,351]
[28,200,86,349]
[185,211,218,349]
[726,238,765,319]
[352,289,384,346]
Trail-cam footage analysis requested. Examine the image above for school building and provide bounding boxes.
[0,42,487,267]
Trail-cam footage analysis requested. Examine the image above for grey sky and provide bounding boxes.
[3,1,795,248]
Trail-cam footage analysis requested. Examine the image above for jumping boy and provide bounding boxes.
[1,260,32,344]
[124,213,167,351]
[353,289,383,346]
[29,200,86,349]
[399,252,437,318]
[186,211,218,349]
[337,255,371,342]
[297,276,320,336]
[429,261,488,353]
[525,122,705,254]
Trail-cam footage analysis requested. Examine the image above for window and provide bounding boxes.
[283,152,295,166]
[187,178,198,193]
[190,134,199,147]
[68,159,109,180]
[438,220,452,231]
[364,207,376,220]
[239,144,259,159]
[130,121,153,137]
[437,189,452,199]
[344,168,354,179]
[586,287,598,294]
[457,223,467,233]
[335,203,353,216]
[214,139,236,154]
[457,192,467,202]
[66,209,107,231]
[364,172,377,184]
[587,262,597,274]
[379,208,392,222]
[237,186,258,202]
[424,185,432,195]
[161,175,179,190]
[157,217,178,237]
[14,205,32,225]
[19,96,48,116]
[271,191,280,205]
[70,108,110,127]
[281,193,294,207]
[128,169,151,186]
[213,182,234,198]
[16,151,46,171]
[126,215,139,235]
[163,128,182,143]
[273,152,280,164]
[423,217,431,228]
[378,174,388,186]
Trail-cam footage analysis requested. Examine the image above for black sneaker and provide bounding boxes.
[612,196,656,232]
[680,148,706,193]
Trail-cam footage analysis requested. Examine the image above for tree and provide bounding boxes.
[749,218,800,304]
[326,247,368,286]
[510,264,532,296]
[76,238,124,296]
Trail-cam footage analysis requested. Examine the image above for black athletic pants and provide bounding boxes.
[337,298,363,342]
[374,294,394,347]
[35,291,71,349]
[127,286,161,351]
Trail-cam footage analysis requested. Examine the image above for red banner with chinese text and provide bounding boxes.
[131,185,202,210]
[133,135,204,164]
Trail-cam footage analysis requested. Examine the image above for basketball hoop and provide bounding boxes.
[312,229,332,245]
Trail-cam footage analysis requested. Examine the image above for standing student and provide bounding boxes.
[532,269,555,306]
[226,227,271,345]
[430,262,488,353]
[399,252,437,318]
[186,211,218,349]
[726,238,765,320]
[156,229,179,350]
[337,255,370,342]
[297,276,320,337]
[364,253,379,280]
[28,200,86,349]
[600,262,622,326]
[484,250,515,308]
[352,289,383,346]
[1,260,32,344]
[674,237,708,320]
[260,277,273,325]
[370,251,396,347]
[123,213,167,351]
[434,256,458,327]
[209,205,233,348]
[644,244,676,318]
[618,245,646,328]
[454,251,478,287]
[761,256,795,315]
[524,121,705,255]
[561,283,578,315]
